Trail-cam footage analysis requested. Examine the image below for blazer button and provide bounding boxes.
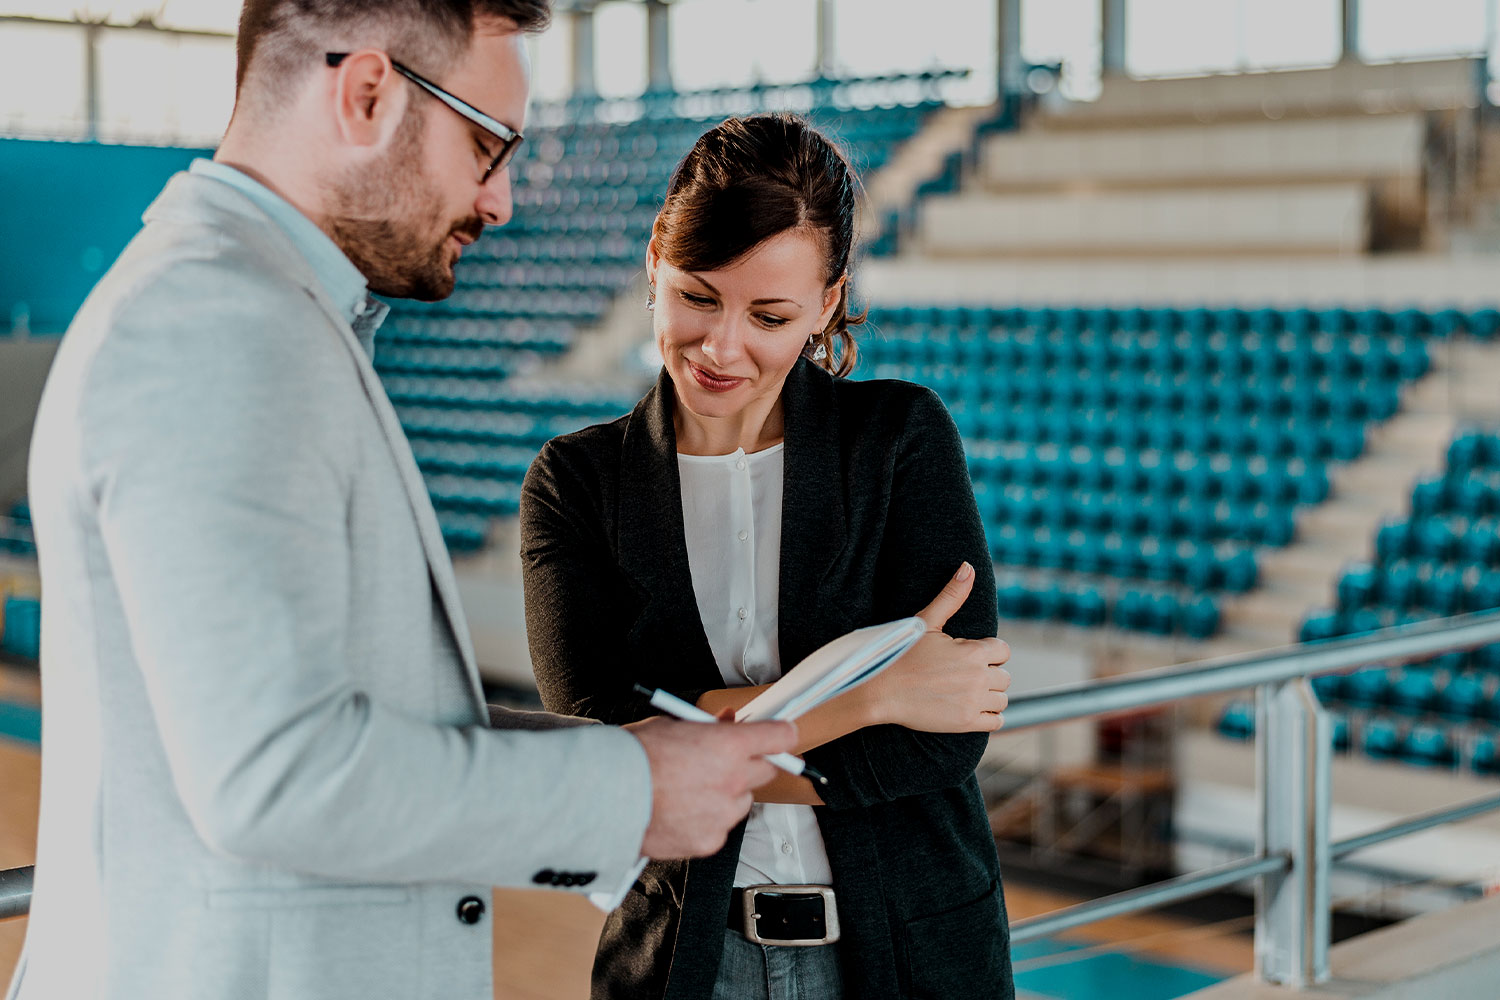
[577,873,597,886]
[456,895,486,925]
[532,869,555,886]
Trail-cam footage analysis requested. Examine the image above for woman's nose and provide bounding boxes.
[699,315,747,365]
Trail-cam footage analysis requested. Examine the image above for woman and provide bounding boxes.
[520,113,1014,1000]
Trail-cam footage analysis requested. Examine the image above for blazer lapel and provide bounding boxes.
[777,359,850,669]
[323,314,488,711]
[615,371,723,693]
[145,175,486,711]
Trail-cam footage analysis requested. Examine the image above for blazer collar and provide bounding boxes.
[143,173,487,712]
[616,368,716,690]
[615,358,848,687]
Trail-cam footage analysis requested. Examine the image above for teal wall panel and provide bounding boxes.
[0,138,210,335]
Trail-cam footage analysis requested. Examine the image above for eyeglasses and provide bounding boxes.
[325,52,524,183]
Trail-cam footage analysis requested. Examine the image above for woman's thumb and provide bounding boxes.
[915,562,975,630]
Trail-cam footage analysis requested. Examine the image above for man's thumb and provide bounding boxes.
[915,562,975,630]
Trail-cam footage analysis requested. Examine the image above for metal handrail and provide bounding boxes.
[5,610,1500,988]
[1011,853,1290,944]
[1000,608,1500,985]
[1001,608,1500,732]
[1331,790,1500,860]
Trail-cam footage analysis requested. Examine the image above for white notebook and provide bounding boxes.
[734,617,928,723]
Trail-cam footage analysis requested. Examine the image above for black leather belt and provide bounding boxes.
[729,885,840,946]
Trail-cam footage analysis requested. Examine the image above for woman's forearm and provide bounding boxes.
[695,684,885,805]
[695,684,883,754]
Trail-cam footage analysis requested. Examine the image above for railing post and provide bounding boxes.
[1255,679,1331,987]
[0,865,33,921]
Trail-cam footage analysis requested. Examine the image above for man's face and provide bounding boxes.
[326,27,530,301]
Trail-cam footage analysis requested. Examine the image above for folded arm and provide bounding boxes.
[782,389,1006,811]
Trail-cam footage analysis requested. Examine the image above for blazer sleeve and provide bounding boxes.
[78,261,651,888]
[520,440,660,726]
[487,704,602,730]
[808,386,998,811]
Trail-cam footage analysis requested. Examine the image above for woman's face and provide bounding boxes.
[648,228,843,425]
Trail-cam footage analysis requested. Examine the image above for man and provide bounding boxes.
[9,2,796,998]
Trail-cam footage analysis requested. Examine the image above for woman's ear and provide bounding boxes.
[645,224,661,285]
[820,273,848,327]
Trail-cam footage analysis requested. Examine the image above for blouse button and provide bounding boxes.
[735,459,747,471]
[780,843,793,855]
[737,607,747,620]
[738,530,749,542]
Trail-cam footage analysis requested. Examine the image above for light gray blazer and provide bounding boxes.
[9,173,652,1000]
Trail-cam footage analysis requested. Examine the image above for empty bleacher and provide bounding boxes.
[0,503,32,562]
[975,115,1428,190]
[915,79,1440,258]
[1304,429,1500,641]
[1218,429,1500,773]
[0,500,37,664]
[917,182,1371,256]
[0,593,38,664]
[1051,56,1483,126]
[864,56,1492,304]
[854,304,1500,639]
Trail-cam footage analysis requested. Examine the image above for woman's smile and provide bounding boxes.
[687,360,748,393]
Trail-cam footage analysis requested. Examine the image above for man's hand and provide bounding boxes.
[625,715,798,859]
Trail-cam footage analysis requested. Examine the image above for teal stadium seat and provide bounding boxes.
[0,596,40,662]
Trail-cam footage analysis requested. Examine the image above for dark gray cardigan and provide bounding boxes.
[519,358,1014,1000]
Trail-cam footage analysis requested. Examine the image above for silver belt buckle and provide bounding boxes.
[742,884,840,947]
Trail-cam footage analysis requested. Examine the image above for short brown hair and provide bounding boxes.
[653,114,866,377]
[234,0,550,112]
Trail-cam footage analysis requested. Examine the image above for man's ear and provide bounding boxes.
[330,49,409,148]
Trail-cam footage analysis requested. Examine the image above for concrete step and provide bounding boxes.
[1330,460,1437,515]
[1229,568,1334,607]
[1363,409,1458,450]
[1257,542,1366,583]
[1421,340,1500,421]
[1210,359,1476,652]
[1289,516,1390,566]
[858,103,996,244]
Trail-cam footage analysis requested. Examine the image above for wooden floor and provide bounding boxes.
[0,669,1250,996]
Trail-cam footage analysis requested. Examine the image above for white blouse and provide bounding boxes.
[677,443,834,888]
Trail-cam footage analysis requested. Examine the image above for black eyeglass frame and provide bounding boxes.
[325,51,524,182]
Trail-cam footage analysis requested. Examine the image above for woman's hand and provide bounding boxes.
[859,562,1012,733]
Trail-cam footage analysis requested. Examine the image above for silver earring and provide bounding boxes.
[646,282,656,311]
[810,336,827,362]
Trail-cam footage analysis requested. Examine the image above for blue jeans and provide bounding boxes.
[711,927,845,1000]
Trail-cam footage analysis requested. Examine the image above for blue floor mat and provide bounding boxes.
[1014,936,1228,1000]
[0,700,40,746]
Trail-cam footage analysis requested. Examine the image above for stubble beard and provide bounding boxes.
[325,109,464,302]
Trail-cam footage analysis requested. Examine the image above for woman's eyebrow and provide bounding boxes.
[685,273,801,308]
